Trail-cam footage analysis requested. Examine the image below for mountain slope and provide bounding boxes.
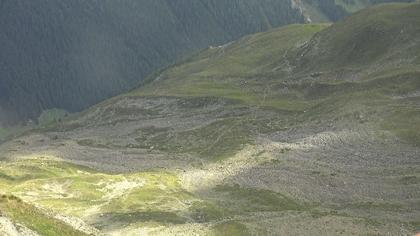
[0,2,419,235]
[295,2,420,70]
[0,0,415,126]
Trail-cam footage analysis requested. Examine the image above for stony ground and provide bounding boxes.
[0,94,419,235]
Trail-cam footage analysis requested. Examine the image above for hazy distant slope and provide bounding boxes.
[300,0,415,22]
[295,2,420,71]
[0,0,304,124]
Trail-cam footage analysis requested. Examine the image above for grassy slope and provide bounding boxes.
[0,110,66,144]
[0,158,188,216]
[0,125,31,144]
[0,158,193,233]
[0,194,86,236]
[0,127,11,141]
[131,2,420,147]
[131,24,328,111]
[0,158,309,235]
[294,3,420,145]
[296,3,420,70]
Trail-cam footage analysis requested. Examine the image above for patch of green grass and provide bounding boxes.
[159,24,328,78]
[383,108,420,146]
[0,158,97,179]
[0,158,198,221]
[132,76,311,112]
[0,194,87,236]
[128,24,327,111]
[0,171,15,181]
[214,184,303,212]
[344,201,404,211]
[133,113,297,161]
[309,209,334,218]
[1,161,112,216]
[410,221,420,231]
[91,211,187,230]
[102,105,160,117]
[189,201,230,222]
[103,172,195,214]
[133,117,253,161]
[38,108,68,126]
[360,217,384,227]
[323,3,419,68]
[0,127,10,141]
[0,125,29,142]
[400,175,420,185]
[133,126,171,146]
[212,221,251,236]
[76,139,111,149]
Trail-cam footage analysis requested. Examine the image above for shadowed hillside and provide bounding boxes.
[0,0,304,124]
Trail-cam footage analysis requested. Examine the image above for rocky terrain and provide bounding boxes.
[0,3,419,235]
